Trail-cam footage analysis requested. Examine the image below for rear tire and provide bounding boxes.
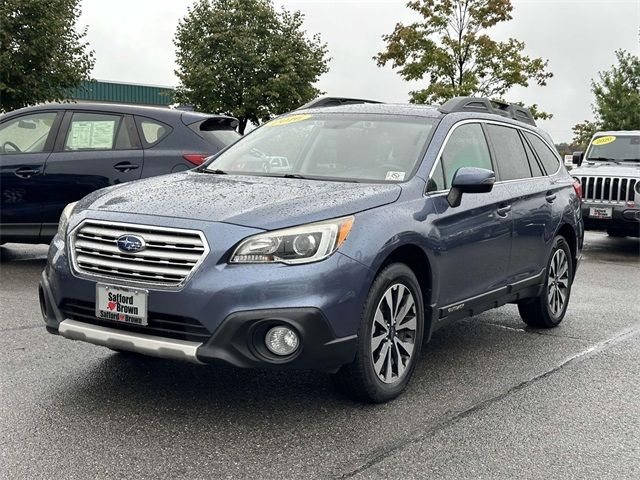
[518,236,573,328]
[331,263,424,403]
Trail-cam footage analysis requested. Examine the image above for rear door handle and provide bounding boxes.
[497,205,512,217]
[14,167,41,178]
[546,192,557,203]
[113,162,140,173]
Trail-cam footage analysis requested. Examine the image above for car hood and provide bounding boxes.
[80,171,402,230]
[572,161,640,178]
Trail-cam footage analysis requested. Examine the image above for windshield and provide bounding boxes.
[586,135,640,162]
[205,113,437,182]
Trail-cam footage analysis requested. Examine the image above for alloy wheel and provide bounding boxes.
[370,283,417,384]
[547,249,569,317]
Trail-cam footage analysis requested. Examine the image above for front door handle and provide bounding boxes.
[14,167,41,178]
[113,162,140,173]
[545,192,557,203]
[496,205,512,217]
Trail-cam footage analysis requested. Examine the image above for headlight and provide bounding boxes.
[230,216,354,264]
[57,202,78,238]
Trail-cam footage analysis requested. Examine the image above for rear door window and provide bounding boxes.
[432,123,492,190]
[524,132,560,175]
[64,112,133,151]
[485,124,531,181]
[0,112,58,154]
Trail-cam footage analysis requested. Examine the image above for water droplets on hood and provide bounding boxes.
[82,171,402,231]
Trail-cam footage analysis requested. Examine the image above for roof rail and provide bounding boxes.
[297,96,383,110]
[438,96,536,126]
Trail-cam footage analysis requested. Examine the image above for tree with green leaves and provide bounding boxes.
[572,50,640,148]
[375,0,552,118]
[571,120,599,150]
[173,0,329,134]
[0,0,94,112]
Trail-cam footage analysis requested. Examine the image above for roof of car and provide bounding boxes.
[296,102,443,119]
[292,99,556,146]
[3,102,235,123]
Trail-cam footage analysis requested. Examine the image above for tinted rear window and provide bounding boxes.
[197,129,241,148]
[486,124,531,181]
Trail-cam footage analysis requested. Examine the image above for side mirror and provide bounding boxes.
[572,151,584,166]
[447,167,495,208]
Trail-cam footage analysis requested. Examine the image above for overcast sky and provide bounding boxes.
[79,0,639,142]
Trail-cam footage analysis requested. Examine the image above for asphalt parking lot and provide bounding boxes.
[1,231,638,479]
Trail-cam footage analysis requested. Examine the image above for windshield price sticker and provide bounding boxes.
[592,136,616,146]
[266,114,312,127]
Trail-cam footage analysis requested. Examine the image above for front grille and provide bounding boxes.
[70,220,208,287]
[61,299,211,343]
[579,176,637,203]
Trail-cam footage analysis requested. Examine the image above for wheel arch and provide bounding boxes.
[372,243,436,340]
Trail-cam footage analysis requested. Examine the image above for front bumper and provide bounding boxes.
[40,214,371,372]
[581,203,640,235]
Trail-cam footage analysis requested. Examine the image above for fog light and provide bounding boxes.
[265,326,299,356]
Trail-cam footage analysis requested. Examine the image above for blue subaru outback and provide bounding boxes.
[40,97,584,402]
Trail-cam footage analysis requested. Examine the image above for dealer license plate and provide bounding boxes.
[589,206,612,219]
[95,284,148,326]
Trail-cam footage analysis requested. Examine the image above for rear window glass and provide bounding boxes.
[525,132,560,174]
[198,129,241,148]
[486,124,531,181]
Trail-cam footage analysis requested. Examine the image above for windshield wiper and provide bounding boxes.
[201,168,227,174]
[282,173,308,180]
[587,157,621,164]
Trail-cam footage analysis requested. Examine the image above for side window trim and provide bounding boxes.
[520,131,547,176]
[425,119,561,195]
[479,122,499,180]
[53,110,73,152]
[124,115,142,149]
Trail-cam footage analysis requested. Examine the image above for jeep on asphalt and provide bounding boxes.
[572,131,640,237]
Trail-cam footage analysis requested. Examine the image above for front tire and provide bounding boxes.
[518,236,573,328]
[332,263,424,403]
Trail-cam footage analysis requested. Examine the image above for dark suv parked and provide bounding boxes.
[40,97,583,402]
[0,103,239,244]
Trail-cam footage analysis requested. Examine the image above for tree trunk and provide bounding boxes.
[238,117,248,135]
